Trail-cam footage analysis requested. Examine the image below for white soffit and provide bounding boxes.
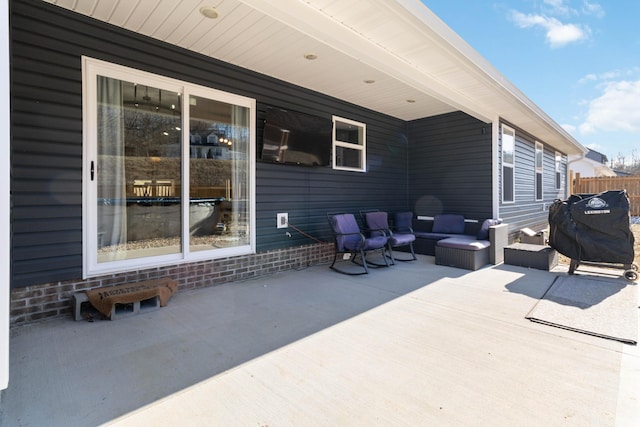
[42,0,585,154]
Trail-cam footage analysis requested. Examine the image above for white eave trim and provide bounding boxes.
[239,0,493,122]
[240,0,586,156]
[395,0,586,156]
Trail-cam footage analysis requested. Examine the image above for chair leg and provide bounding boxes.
[359,249,370,274]
[330,252,338,270]
[382,247,390,267]
[409,243,417,260]
[387,243,396,265]
[389,243,417,262]
[362,247,392,268]
[330,251,369,275]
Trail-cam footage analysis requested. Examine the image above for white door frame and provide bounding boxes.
[1,0,11,392]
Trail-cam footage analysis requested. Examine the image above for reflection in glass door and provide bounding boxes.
[188,95,250,252]
[86,58,255,276]
[97,77,182,262]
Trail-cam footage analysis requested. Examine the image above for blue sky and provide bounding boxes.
[424,0,640,164]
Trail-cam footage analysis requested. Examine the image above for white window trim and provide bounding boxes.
[555,151,563,190]
[332,115,366,172]
[501,124,515,204]
[82,57,256,278]
[535,141,543,201]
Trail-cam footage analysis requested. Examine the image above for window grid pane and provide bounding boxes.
[333,116,366,172]
[501,125,515,202]
[535,142,543,201]
[555,152,562,190]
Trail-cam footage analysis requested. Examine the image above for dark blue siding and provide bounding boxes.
[408,112,493,220]
[498,122,568,236]
[10,0,408,287]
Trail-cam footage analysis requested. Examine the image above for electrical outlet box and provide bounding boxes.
[277,213,288,228]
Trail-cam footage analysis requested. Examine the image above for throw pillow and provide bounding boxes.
[432,214,465,234]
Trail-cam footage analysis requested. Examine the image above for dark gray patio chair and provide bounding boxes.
[361,210,416,264]
[327,212,390,275]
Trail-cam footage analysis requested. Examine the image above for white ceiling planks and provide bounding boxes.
[39,0,584,154]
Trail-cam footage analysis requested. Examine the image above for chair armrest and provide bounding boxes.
[391,225,414,234]
[362,226,391,237]
[334,230,366,239]
[489,223,509,264]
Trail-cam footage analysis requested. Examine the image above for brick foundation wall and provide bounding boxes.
[10,243,334,326]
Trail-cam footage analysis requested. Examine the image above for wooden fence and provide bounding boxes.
[572,173,640,216]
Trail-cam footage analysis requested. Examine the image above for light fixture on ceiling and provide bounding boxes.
[200,6,219,19]
[304,53,318,60]
[406,99,416,103]
[364,79,376,84]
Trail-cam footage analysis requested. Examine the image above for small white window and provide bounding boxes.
[535,142,543,201]
[555,151,562,190]
[501,125,515,203]
[332,116,366,172]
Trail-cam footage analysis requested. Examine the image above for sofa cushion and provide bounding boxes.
[477,218,503,240]
[432,214,465,234]
[389,233,416,246]
[437,236,491,251]
[413,231,457,240]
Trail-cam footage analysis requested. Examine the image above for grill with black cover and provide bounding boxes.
[548,190,637,281]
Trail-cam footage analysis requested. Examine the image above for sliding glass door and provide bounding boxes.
[83,58,255,277]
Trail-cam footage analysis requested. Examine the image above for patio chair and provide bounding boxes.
[361,210,417,264]
[327,212,390,275]
[392,211,418,261]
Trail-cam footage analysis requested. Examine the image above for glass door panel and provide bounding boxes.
[97,77,182,262]
[189,95,250,252]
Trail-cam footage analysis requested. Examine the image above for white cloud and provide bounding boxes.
[540,0,604,18]
[562,123,577,134]
[600,70,622,80]
[510,11,590,47]
[543,0,571,16]
[578,78,640,134]
[582,1,605,18]
[578,67,640,85]
[578,73,597,84]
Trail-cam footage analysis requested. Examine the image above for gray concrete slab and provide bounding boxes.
[1,256,638,426]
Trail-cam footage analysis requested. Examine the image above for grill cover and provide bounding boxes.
[548,190,635,264]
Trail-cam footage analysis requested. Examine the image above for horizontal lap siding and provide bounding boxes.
[10,0,408,287]
[408,112,493,219]
[12,3,84,285]
[499,124,567,235]
[257,106,409,250]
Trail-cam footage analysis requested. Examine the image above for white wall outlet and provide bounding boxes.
[277,213,288,228]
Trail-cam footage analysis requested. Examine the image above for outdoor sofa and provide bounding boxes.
[410,214,508,270]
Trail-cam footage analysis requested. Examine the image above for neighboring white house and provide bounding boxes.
[569,148,616,178]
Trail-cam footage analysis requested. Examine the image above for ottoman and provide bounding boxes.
[504,243,558,271]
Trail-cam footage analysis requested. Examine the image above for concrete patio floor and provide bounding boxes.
[1,255,639,426]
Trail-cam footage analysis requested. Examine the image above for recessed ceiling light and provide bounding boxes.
[407,99,416,103]
[200,6,219,19]
[364,79,376,84]
[304,53,318,60]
